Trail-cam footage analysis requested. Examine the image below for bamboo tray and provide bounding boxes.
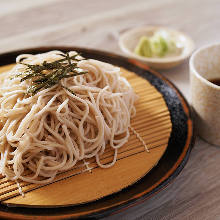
[0,47,194,220]
[0,64,171,206]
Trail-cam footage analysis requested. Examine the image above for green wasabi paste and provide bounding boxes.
[134,30,181,58]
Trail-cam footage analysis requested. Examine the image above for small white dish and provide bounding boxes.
[119,26,195,69]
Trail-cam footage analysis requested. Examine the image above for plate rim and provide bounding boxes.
[0,46,195,219]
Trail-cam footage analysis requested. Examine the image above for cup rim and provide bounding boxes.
[190,42,220,89]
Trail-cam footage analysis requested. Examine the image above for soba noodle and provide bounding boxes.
[0,51,138,184]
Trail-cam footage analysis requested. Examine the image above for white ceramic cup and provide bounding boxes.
[190,43,220,146]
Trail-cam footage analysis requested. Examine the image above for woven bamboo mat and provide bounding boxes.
[0,65,171,206]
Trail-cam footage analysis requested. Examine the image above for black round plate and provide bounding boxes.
[0,47,195,220]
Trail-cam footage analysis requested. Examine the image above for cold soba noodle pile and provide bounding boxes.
[0,51,138,184]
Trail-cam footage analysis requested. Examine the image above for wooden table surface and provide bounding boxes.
[1,0,220,219]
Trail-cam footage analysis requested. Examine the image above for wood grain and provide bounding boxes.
[0,0,220,219]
